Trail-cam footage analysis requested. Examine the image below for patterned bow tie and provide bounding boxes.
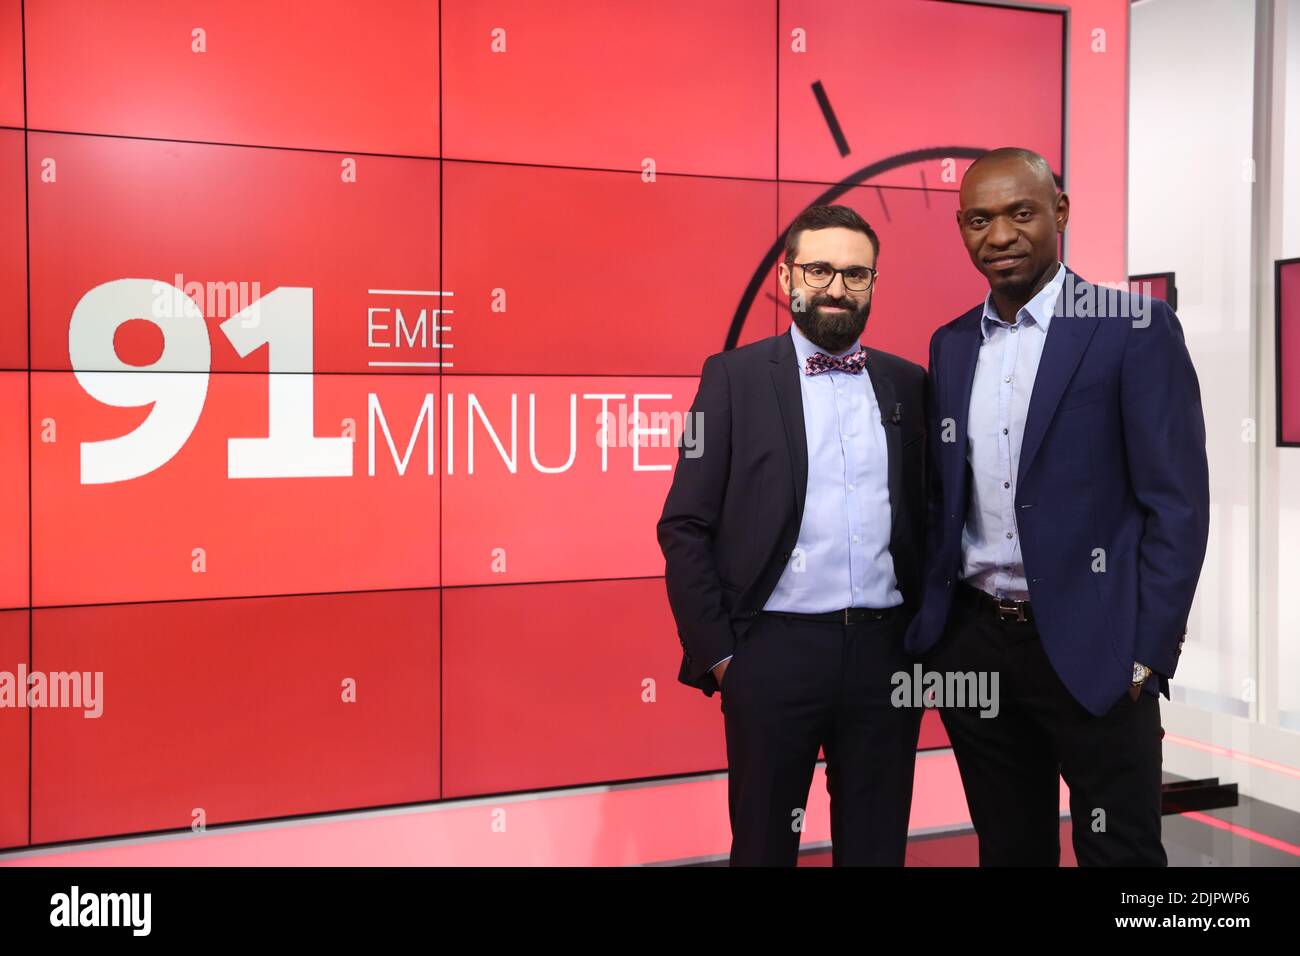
[804,348,868,375]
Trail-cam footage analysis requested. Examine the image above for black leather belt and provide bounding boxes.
[956,582,1035,624]
[762,606,899,625]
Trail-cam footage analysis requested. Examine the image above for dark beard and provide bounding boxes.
[790,294,871,354]
[992,272,1039,304]
[990,260,1056,309]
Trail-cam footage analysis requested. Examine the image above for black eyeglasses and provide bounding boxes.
[792,261,878,292]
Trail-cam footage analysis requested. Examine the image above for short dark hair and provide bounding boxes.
[782,204,880,266]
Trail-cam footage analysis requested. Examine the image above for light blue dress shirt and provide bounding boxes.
[713,323,901,672]
[961,260,1067,600]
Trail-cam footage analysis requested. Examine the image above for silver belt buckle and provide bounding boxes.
[994,597,1027,623]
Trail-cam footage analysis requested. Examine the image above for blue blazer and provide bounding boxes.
[904,268,1210,716]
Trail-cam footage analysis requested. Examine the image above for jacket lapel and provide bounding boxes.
[1016,269,1099,485]
[769,330,808,530]
[865,352,901,531]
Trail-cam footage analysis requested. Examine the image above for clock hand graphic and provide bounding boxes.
[729,83,1061,351]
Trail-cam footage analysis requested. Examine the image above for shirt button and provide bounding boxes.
[1010,326,1018,333]
[852,534,860,543]
[847,483,855,491]
[1003,481,1010,488]
[1006,531,1014,539]
[1002,428,1009,435]
[1004,376,1012,383]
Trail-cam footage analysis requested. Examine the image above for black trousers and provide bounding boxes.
[932,584,1167,867]
[721,608,922,866]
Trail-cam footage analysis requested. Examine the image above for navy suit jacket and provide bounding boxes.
[903,268,1210,716]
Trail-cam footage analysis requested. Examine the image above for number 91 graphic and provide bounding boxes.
[70,278,354,485]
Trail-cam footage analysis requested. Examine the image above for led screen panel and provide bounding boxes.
[31,372,439,606]
[0,609,28,849]
[0,372,27,611]
[441,375,687,586]
[23,0,439,155]
[441,0,775,180]
[31,590,439,844]
[779,0,1064,189]
[443,577,725,797]
[0,0,21,128]
[0,128,23,370]
[443,160,778,376]
[27,133,440,377]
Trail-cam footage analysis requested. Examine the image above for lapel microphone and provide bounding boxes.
[881,403,903,426]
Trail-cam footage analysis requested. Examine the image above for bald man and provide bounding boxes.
[904,147,1209,866]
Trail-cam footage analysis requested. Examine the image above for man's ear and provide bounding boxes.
[1056,192,1070,233]
[777,262,791,296]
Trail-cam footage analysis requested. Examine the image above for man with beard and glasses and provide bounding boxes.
[657,204,928,865]
[906,147,1209,865]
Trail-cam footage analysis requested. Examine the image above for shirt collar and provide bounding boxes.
[788,321,863,367]
[980,260,1066,340]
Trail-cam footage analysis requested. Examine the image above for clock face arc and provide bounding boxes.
[730,145,1064,352]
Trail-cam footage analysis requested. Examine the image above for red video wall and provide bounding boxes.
[1,0,1095,848]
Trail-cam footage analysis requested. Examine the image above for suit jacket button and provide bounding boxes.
[749,610,759,617]
[945,578,952,587]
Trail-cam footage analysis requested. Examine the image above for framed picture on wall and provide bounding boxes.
[1276,257,1300,447]
[1129,271,1178,311]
